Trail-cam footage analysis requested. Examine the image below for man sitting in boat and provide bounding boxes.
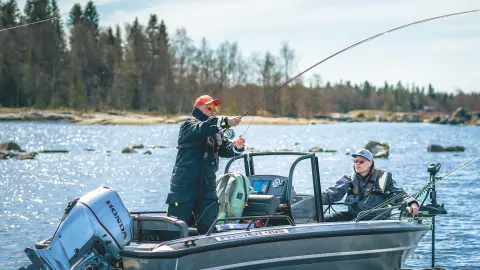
[165,95,246,234]
[322,149,420,222]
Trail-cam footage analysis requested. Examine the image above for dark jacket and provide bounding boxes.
[165,108,244,205]
[322,162,417,218]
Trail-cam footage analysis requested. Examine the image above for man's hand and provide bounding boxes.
[407,202,420,216]
[233,135,245,149]
[227,116,241,127]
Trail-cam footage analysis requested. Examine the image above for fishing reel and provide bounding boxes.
[222,128,236,140]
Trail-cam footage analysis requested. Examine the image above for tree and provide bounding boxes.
[68,3,82,26]
[279,42,295,83]
[1,2,480,117]
[83,0,99,33]
[427,83,435,99]
[159,19,169,47]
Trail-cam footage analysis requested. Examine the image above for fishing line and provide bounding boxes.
[238,9,480,137]
[0,0,105,33]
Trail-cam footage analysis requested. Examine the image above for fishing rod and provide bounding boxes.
[353,154,480,222]
[237,9,480,137]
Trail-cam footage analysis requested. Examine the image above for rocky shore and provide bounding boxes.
[0,107,478,126]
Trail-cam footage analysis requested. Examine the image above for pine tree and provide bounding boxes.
[68,3,82,26]
[83,0,99,33]
[0,0,22,107]
[159,19,169,47]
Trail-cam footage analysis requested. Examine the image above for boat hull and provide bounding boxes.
[121,220,429,270]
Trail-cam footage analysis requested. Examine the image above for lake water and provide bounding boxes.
[1,121,479,269]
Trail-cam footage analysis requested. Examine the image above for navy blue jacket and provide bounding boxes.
[165,108,244,205]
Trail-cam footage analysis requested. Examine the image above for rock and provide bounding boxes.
[429,116,441,123]
[130,144,144,149]
[364,141,389,158]
[309,147,323,152]
[15,152,37,159]
[84,148,95,151]
[447,107,470,125]
[324,149,337,152]
[427,144,444,152]
[451,107,467,119]
[427,145,465,152]
[143,150,152,155]
[376,116,388,122]
[0,141,24,152]
[122,147,137,153]
[0,151,37,160]
[443,146,465,152]
[149,145,166,149]
[38,150,69,153]
[438,117,448,124]
[406,114,421,122]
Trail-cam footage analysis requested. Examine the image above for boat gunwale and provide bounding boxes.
[120,220,430,259]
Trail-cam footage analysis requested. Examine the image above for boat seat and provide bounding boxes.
[131,215,189,243]
[242,194,280,216]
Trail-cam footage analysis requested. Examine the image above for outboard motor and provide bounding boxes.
[22,186,132,269]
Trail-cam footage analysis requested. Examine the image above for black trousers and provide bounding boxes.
[167,196,219,235]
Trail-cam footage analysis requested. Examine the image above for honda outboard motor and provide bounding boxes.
[22,186,132,269]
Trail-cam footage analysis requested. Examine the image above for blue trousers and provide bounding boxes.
[167,197,219,235]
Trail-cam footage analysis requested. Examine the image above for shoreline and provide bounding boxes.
[0,108,478,126]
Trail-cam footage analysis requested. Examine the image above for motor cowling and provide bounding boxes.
[23,186,132,269]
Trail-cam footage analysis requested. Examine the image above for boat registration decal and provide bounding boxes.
[214,229,289,241]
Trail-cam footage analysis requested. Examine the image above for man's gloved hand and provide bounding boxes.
[227,116,241,127]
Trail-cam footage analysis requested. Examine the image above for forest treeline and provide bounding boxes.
[1,0,479,117]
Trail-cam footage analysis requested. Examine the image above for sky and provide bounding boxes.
[15,0,480,93]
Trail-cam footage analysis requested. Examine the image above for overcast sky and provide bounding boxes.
[16,0,480,93]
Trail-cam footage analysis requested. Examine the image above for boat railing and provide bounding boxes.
[205,215,296,236]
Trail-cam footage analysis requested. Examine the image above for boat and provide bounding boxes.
[20,151,445,270]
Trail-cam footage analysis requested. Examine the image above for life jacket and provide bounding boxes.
[216,172,250,224]
[349,168,389,198]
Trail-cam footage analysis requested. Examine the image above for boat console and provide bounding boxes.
[248,175,289,203]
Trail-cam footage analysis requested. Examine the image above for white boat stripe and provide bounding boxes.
[197,245,416,270]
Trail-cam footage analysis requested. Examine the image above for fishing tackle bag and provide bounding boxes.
[216,172,250,224]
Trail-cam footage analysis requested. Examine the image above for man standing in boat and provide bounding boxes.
[322,149,420,222]
[165,95,246,234]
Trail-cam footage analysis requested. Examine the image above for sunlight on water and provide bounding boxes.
[0,122,479,269]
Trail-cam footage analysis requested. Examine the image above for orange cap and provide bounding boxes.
[194,95,221,107]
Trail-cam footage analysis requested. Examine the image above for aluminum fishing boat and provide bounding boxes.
[21,151,442,270]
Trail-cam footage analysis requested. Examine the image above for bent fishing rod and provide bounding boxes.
[238,9,480,136]
[353,154,480,222]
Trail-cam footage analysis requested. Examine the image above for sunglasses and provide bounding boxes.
[353,159,367,164]
[206,104,217,112]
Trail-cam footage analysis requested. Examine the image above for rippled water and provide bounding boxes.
[1,121,479,269]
